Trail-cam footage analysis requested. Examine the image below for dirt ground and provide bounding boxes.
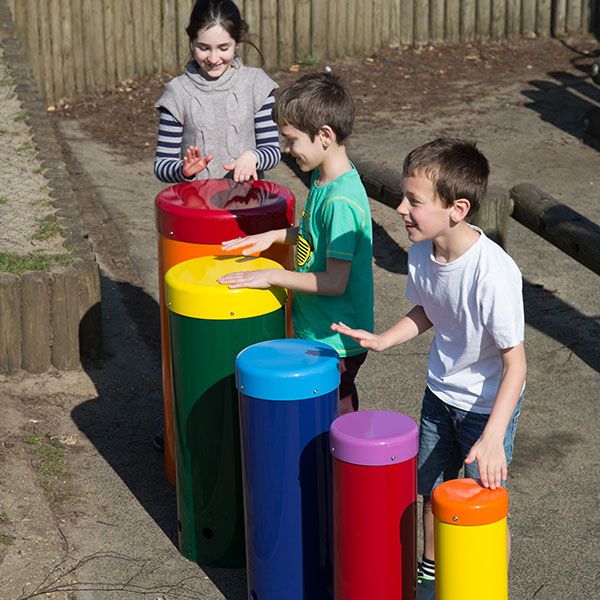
[53,37,600,160]
[1,35,600,600]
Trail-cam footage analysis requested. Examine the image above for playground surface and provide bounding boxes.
[1,36,599,599]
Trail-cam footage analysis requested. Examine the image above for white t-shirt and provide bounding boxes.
[406,227,524,414]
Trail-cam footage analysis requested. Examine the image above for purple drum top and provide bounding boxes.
[330,410,419,466]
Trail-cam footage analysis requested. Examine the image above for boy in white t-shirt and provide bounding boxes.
[332,138,526,600]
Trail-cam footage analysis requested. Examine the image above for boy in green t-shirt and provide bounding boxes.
[219,71,374,414]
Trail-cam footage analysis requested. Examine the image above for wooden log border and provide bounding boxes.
[510,184,600,276]
[0,1,102,374]
[285,154,600,278]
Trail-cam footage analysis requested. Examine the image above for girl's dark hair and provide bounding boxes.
[186,0,263,61]
[186,0,247,43]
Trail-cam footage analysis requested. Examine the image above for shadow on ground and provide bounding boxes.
[522,42,600,150]
[71,274,248,599]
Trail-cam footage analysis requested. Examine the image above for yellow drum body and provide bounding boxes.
[432,478,509,600]
[434,517,508,599]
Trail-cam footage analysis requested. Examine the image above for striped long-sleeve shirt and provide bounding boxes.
[154,92,280,183]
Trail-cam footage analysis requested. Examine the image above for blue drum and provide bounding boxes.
[235,339,340,600]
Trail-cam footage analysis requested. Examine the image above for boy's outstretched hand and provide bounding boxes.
[221,230,279,255]
[331,322,385,352]
[464,436,507,490]
[218,269,276,289]
[182,146,212,178]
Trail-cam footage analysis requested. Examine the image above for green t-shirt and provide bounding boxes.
[293,166,374,357]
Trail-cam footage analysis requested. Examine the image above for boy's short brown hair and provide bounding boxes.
[402,138,489,216]
[273,71,354,144]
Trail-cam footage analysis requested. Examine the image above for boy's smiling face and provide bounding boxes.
[397,170,455,243]
[280,124,325,172]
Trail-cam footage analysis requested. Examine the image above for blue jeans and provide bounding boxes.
[417,386,523,496]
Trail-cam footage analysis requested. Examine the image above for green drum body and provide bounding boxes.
[166,255,287,567]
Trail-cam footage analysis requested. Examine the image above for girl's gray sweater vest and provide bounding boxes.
[155,57,277,180]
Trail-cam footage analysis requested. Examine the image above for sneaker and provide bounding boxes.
[417,564,436,600]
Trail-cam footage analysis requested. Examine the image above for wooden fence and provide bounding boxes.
[6,0,599,105]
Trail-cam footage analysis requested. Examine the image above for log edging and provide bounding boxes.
[0,4,102,374]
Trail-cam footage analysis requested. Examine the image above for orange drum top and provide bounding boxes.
[156,179,295,244]
[432,478,508,526]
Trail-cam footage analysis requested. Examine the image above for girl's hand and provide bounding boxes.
[330,322,385,351]
[182,146,212,178]
[224,150,258,182]
[217,269,275,289]
[221,231,278,255]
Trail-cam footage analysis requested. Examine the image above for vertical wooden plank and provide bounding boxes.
[567,0,582,31]
[21,272,51,374]
[0,274,22,374]
[414,0,429,43]
[49,0,64,102]
[522,0,537,37]
[144,0,155,75]
[90,0,107,90]
[363,0,374,53]
[13,0,25,40]
[586,0,598,33]
[177,0,193,68]
[243,0,261,67]
[552,0,567,35]
[581,0,589,32]
[445,0,460,42]
[326,0,340,60]
[26,0,42,96]
[278,0,294,66]
[81,0,95,92]
[131,0,144,74]
[69,0,85,95]
[113,0,126,81]
[123,0,136,77]
[152,0,162,72]
[311,0,327,61]
[490,0,506,38]
[51,268,80,371]
[536,0,552,35]
[382,0,392,48]
[476,0,491,40]
[461,0,476,41]
[372,0,382,51]
[430,0,446,42]
[236,0,246,63]
[399,0,414,44]
[38,0,55,103]
[74,260,102,361]
[60,0,75,100]
[506,0,522,37]
[354,0,365,55]
[337,0,348,58]
[295,0,311,61]
[389,0,400,46]
[103,0,117,86]
[162,0,178,72]
[261,0,277,68]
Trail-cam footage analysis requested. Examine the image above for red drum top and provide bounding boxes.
[156,179,296,244]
